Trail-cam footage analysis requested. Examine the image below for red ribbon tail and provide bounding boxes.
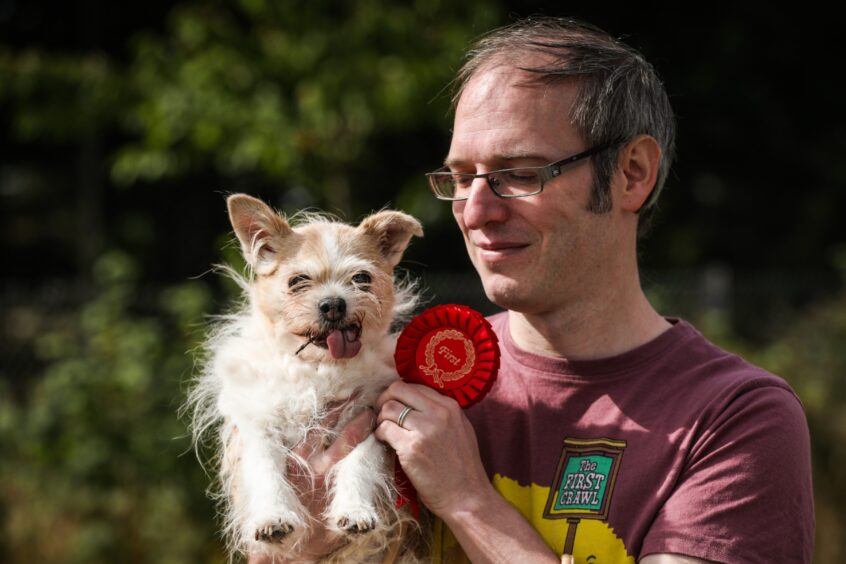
[394,455,420,520]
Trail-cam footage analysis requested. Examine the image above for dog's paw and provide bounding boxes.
[253,519,295,544]
[334,508,380,535]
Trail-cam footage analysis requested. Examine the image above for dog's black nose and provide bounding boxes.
[318,297,346,321]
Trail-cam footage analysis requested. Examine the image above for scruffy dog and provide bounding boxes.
[188,194,424,562]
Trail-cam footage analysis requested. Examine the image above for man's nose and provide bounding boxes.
[457,176,509,230]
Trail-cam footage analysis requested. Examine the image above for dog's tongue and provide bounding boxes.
[327,329,361,359]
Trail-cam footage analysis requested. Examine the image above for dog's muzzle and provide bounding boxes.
[295,298,363,359]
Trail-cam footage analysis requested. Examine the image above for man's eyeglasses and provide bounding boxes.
[425,142,619,201]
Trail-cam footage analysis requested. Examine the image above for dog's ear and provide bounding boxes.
[227,194,293,274]
[358,210,423,268]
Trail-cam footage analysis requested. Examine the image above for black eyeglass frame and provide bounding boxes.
[425,141,622,201]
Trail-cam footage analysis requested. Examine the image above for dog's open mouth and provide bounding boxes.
[297,323,362,359]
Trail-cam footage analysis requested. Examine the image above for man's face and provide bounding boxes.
[449,64,620,315]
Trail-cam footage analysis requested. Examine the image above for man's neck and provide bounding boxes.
[507,284,671,361]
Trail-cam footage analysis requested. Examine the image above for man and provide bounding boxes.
[373,17,814,564]
[270,16,813,564]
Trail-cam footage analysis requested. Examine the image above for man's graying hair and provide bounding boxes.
[453,17,676,230]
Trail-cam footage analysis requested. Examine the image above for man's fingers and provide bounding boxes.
[376,399,412,427]
[312,408,375,473]
[377,380,422,410]
[374,417,406,450]
[376,379,454,412]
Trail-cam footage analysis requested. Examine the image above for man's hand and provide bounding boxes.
[374,380,491,517]
[248,407,375,564]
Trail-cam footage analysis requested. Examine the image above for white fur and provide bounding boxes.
[187,200,425,562]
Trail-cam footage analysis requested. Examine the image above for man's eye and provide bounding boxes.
[505,169,539,184]
[352,272,372,285]
[288,274,311,291]
[453,174,474,189]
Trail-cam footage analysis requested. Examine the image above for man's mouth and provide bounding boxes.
[474,240,530,262]
[475,238,528,250]
[296,323,362,359]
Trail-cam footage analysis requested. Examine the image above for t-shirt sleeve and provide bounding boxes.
[640,383,814,563]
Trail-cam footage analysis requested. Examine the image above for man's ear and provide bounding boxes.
[358,210,423,268]
[616,135,661,213]
[227,194,293,274]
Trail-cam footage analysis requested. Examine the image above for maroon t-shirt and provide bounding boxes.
[432,314,814,563]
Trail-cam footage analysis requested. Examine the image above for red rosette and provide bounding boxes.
[393,304,500,517]
[394,304,499,408]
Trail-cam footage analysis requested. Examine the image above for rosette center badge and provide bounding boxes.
[418,328,476,388]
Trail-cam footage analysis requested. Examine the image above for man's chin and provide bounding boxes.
[481,275,532,311]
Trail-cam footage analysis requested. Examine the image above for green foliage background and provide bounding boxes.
[1,1,844,562]
[0,253,219,562]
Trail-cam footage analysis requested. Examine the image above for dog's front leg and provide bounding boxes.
[325,434,389,535]
[236,427,308,549]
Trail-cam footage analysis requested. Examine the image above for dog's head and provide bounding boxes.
[227,194,422,362]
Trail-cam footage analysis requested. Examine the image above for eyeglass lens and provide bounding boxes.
[436,168,542,199]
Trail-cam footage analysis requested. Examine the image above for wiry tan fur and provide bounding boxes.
[186,194,427,562]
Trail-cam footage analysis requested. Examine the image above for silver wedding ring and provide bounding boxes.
[397,405,413,429]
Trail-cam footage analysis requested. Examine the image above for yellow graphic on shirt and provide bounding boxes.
[432,475,635,564]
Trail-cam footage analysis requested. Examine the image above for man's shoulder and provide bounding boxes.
[661,318,802,409]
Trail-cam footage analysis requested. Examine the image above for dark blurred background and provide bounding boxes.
[1,1,844,562]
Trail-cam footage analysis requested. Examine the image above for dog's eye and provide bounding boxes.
[352,272,371,286]
[288,274,311,292]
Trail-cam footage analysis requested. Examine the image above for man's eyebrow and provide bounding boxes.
[443,152,549,167]
[499,151,549,162]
